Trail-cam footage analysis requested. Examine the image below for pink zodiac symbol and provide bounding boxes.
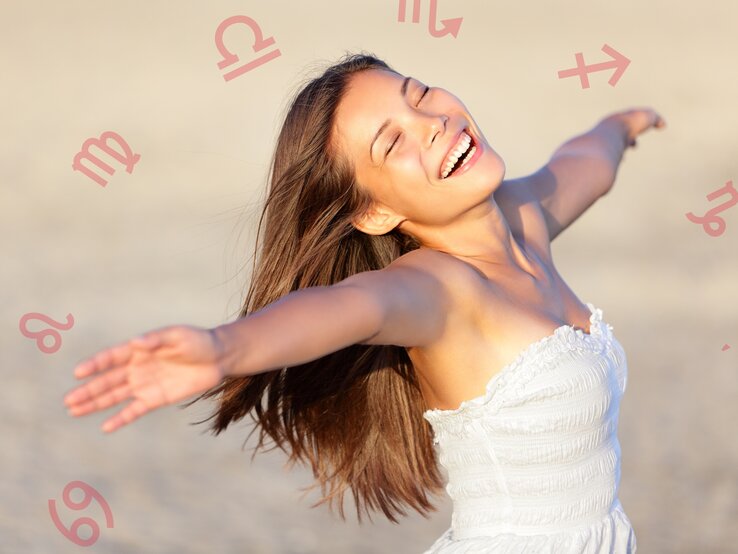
[19,312,74,354]
[215,15,281,82]
[48,480,114,546]
[72,130,141,187]
[685,180,737,237]
[558,44,630,88]
[397,0,463,38]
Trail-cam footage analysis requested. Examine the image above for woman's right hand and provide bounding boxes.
[63,325,227,433]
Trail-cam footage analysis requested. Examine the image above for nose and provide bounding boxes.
[425,114,447,149]
[398,109,448,150]
[432,114,447,144]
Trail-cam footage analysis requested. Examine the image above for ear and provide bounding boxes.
[352,203,406,235]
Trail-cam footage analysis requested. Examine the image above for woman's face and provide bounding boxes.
[332,68,506,238]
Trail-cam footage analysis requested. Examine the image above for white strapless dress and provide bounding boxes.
[421,302,637,553]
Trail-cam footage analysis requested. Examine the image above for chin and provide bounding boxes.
[496,157,507,181]
[478,154,506,187]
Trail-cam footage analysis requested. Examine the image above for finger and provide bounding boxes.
[73,341,135,380]
[67,382,132,416]
[129,332,163,351]
[101,398,151,433]
[73,332,163,380]
[64,366,128,408]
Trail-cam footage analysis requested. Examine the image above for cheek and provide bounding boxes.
[390,186,429,216]
[395,149,429,179]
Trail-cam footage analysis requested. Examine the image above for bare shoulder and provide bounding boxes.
[390,247,469,283]
[389,247,485,311]
[333,248,469,348]
[389,246,457,274]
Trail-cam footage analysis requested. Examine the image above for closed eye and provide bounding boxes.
[386,85,431,156]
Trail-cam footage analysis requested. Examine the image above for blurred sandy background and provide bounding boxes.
[2,0,737,552]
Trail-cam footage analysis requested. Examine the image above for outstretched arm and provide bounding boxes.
[64,259,451,432]
[215,261,451,377]
[520,108,666,242]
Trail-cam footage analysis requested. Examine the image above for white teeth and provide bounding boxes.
[459,146,476,168]
[441,132,474,179]
[442,146,476,179]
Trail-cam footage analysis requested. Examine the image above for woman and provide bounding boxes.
[63,52,664,552]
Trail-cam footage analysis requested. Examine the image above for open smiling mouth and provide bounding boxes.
[439,130,479,180]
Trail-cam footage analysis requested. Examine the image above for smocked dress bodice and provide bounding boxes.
[421,302,637,553]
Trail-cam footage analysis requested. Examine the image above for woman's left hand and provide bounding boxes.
[609,107,666,148]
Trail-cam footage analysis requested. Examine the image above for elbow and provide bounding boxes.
[600,167,618,196]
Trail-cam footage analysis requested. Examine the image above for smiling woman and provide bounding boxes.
[64,50,662,553]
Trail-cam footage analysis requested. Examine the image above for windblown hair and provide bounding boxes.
[182,51,444,524]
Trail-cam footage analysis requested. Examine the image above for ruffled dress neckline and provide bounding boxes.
[423,301,612,419]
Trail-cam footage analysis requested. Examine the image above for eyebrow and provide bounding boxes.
[369,75,413,165]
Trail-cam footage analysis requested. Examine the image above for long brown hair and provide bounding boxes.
[182,51,444,524]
